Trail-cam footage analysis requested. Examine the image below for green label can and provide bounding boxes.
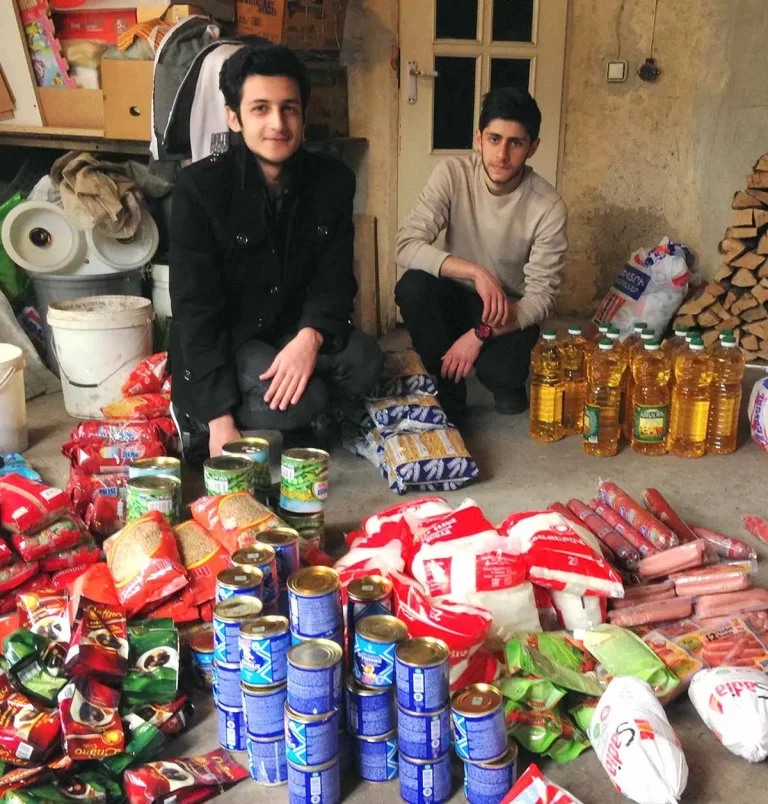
[633,405,669,442]
[279,449,329,514]
[129,456,182,480]
[204,456,253,496]
[222,438,271,493]
[278,509,325,533]
[126,474,181,524]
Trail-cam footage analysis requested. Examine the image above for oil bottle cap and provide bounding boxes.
[674,326,689,336]
[606,329,620,339]
[598,323,610,332]
[685,330,699,342]
[634,321,649,332]
[542,330,557,340]
[567,326,582,335]
[719,330,734,339]
[640,330,655,340]
[722,337,737,347]
[689,338,705,351]
[598,339,613,350]
[644,340,661,350]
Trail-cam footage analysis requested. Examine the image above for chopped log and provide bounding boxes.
[752,283,768,304]
[714,264,734,282]
[732,209,755,227]
[741,304,768,322]
[674,314,696,330]
[741,333,760,351]
[702,329,720,348]
[731,292,758,315]
[732,268,759,287]
[740,347,760,360]
[726,226,759,239]
[703,281,727,297]
[697,309,721,328]
[730,251,765,271]
[747,173,768,189]
[733,327,743,343]
[759,348,768,362]
[719,238,748,262]
[732,190,765,209]
[747,188,768,205]
[755,209,768,228]
[744,321,768,340]
[678,291,717,316]
[759,260,768,279]
[716,316,742,332]
[723,289,739,310]
[754,153,768,172]
[757,231,768,255]
[709,300,730,320]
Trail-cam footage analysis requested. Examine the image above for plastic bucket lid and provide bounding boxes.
[47,295,153,331]
[0,344,24,371]
[86,211,159,271]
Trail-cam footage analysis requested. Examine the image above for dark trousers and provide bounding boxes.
[395,271,539,406]
[235,331,383,431]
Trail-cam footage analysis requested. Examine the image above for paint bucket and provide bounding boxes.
[0,344,27,452]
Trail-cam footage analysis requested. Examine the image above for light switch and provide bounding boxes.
[606,60,628,83]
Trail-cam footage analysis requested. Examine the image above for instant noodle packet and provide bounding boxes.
[121,354,168,397]
[58,676,124,760]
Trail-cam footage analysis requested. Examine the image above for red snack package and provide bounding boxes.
[190,494,285,554]
[40,538,102,573]
[199,602,213,621]
[68,419,167,446]
[0,574,52,616]
[502,763,584,804]
[10,516,88,562]
[17,589,70,645]
[67,469,127,519]
[105,511,188,616]
[85,494,125,539]
[62,440,165,474]
[0,672,62,767]
[161,375,172,394]
[121,353,168,397]
[0,539,12,569]
[124,748,248,804]
[0,559,40,597]
[50,564,92,589]
[58,676,124,759]
[173,521,232,606]
[101,394,170,421]
[0,474,70,534]
[129,696,192,737]
[140,586,199,623]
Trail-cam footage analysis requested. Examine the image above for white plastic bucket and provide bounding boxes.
[47,296,154,419]
[0,344,27,453]
[152,263,171,322]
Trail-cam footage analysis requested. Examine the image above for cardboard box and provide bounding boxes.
[38,87,104,128]
[236,0,347,50]
[54,10,136,43]
[0,65,15,122]
[101,58,154,140]
[50,1,234,22]
[305,61,348,139]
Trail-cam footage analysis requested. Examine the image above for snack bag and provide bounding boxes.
[3,629,68,707]
[61,440,165,474]
[105,512,188,616]
[3,770,122,802]
[374,350,437,398]
[122,619,179,706]
[689,666,768,762]
[0,575,52,616]
[103,712,166,777]
[0,475,70,534]
[589,677,688,804]
[503,640,605,697]
[68,419,176,447]
[0,560,40,597]
[0,672,61,767]
[10,517,88,563]
[101,394,170,421]
[58,676,124,759]
[502,763,585,804]
[0,539,12,570]
[67,469,127,519]
[366,395,448,431]
[121,353,168,397]
[189,493,285,555]
[123,696,192,737]
[84,493,125,539]
[17,590,70,646]
[173,521,232,605]
[39,539,101,573]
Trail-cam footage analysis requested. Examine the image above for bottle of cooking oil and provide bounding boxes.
[706,336,745,455]
[668,337,714,458]
[622,327,653,440]
[631,340,671,456]
[561,326,587,436]
[583,339,624,457]
[529,329,565,442]
[662,325,689,357]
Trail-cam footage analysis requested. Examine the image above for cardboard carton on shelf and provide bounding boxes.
[49,0,234,22]
[236,0,347,50]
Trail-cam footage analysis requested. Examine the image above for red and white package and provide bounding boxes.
[0,573,52,615]
[588,677,688,804]
[552,590,606,630]
[335,525,411,578]
[121,352,168,397]
[67,469,127,519]
[689,667,768,762]
[502,763,584,804]
[390,570,499,690]
[101,394,170,421]
[501,510,624,598]
[68,419,173,446]
[362,496,450,540]
[0,474,70,534]
[10,516,88,562]
[62,440,165,474]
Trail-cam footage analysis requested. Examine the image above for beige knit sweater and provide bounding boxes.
[396,152,568,330]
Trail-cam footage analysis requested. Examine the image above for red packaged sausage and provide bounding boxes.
[58,676,124,759]
[10,516,88,562]
[565,499,640,570]
[691,526,756,561]
[642,488,698,543]
[637,540,708,579]
[101,394,170,421]
[588,499,658,557]
[0,474,70,534]
[121,353,168,397]
[598,481,678,551]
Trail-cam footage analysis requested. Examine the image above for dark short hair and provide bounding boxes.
[478,87,542,141]
[219,43,310,115]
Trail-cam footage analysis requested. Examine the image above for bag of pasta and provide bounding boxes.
[189,493,285,554]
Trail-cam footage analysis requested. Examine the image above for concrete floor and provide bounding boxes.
[23,345,768,802]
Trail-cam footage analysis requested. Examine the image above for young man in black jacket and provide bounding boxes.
[170,45,383,461]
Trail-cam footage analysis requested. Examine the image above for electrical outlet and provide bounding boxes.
[606,60,628,83]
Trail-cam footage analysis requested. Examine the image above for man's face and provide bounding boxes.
[476,119,540,188]
[226,74,303,166]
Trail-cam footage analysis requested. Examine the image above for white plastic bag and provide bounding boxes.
[589,677,688,804]
[748,377,768,453]
[552,590,606,630]
[689,667,768,762]
[593,237,690,340]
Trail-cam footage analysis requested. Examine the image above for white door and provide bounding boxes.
[397,0,568,230]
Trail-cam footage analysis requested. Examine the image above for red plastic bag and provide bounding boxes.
[502,763,584,804]
[68,419,170,446]
[121,353,168,397]
[84,494,125,539]
[0,559,39,596]
[0,539,12,569]
[0,474,70,534]
[62,440,165,473]
[50,564,91,589]
[101,394,170,421]
[0,574,52,615]
[140,586,199,623]
[173,521,232,606]
[40,537,101,572]
[67,469,127,519]
[190,494,284,554]
[10,516,88,562]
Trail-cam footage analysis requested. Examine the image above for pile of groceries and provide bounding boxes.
[529,322,753,458]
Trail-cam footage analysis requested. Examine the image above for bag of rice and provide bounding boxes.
[374,350,437,398]
[58,676,124,760]
[0,475,70,534]
[366,395,448,432]
[190,493,286,554]
[39,538,101,573]
[105,512,188,617]
[121,353,168,397]
[173,521,232,605]
[0,672,61,767]
[10,517,88,563]
[101,394,170,421]
[0,538,13,569]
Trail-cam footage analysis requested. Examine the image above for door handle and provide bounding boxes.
[407,60,440,105]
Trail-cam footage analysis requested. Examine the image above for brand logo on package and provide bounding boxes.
[613,263,651,302]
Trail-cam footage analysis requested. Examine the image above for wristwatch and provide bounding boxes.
[474,323,492,342]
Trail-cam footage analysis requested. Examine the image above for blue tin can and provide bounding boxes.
[285,705,339,766]
[451,684,506,763]
[399,752,452,804]
[346,677,395,738]
[212,660,242,708]
[291,627,344,652]
[247,734,288,785]
[217,702,247,752]
[216,567,263,604]
[287,567,343,639]
[213,596,263,664]
[338,728,353,774]
[232,545,278,608]
[463,742,518,804]
[278,588,290,617]
[258,528,301,587]
[355,732,399,782]
[287,758,340,804]
[287,639,343,716]
[345,575,394,627]
[397,704,451,760]
[240,615,290,686]
[242,681,287,738]
[353,614,407,687]
[190,628,214,689]
[395,637,450,714]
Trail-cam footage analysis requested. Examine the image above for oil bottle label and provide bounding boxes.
[583,404,600,443]
[633,405,668,443]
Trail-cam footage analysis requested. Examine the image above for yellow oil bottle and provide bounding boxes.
[662,325,689,357]
[623,327,654,440]
[706,336,745,455]
[668,328,698,392]
[583,339,624,457]
[668,337,714,458]
[631,340,671,456]
[561,326,588,436]
[529,329,565,442]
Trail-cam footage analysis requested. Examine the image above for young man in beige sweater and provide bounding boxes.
[395,88,567,419]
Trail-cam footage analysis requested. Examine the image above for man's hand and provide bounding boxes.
[260,328,323,411]
[441,330,483,382]
[209,414,241,458]
[473,267,509,328]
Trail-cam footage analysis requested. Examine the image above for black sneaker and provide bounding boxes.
[494,388,529,415]
[170,403,209,468]
[437,378,468,426]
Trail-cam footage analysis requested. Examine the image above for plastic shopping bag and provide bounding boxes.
[748,377,768,453]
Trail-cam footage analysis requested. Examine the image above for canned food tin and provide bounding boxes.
[232,545,278,607]
[290,627,344,653]
[242,681,287,738]
[240,615,291,686]
[212,660,242,708]
[398,752,452,804]
[258,528,301,587]
[280,448,329,514]
[216,566,264,604]
[338,727,353,774]
[285,705,339,767]
[354,614,407,687]
[126,474,181,524]
[247,734,288,785]
[217,702,247,752]
[128,456,182,480]
[355,732,399,782]
[213,596,263,664]
[395,637,450,714]
[204,455,253,495]
[277,587,290,618]
[190,628,214,689]
[463,742,518,804]
[396,705,451,761]
[288,567,342,639]
[223,437,271,492]
[287,758,339,804]
[347,575,394,624]
[287,639,343,716]
[451,684,506,763]
[279,509,325,535]
[346,678,396,738]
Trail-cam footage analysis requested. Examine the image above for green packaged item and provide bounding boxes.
[504,700,562,753]
[497,675,566,711]
[0,770,122,802]
[122,619,179,706]
[545,713,591,763]
[582,624,680,698]
[102,713,166,776]
[505,640,605,697]
[0,194,30,304]
[568,696,600,733]
[508,631,595,672]
[2,629,67,707]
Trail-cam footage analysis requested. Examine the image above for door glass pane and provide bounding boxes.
[435,0,478,40]
[492,0,534,42]
[433,56,477,150]
[490,58,531,92]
